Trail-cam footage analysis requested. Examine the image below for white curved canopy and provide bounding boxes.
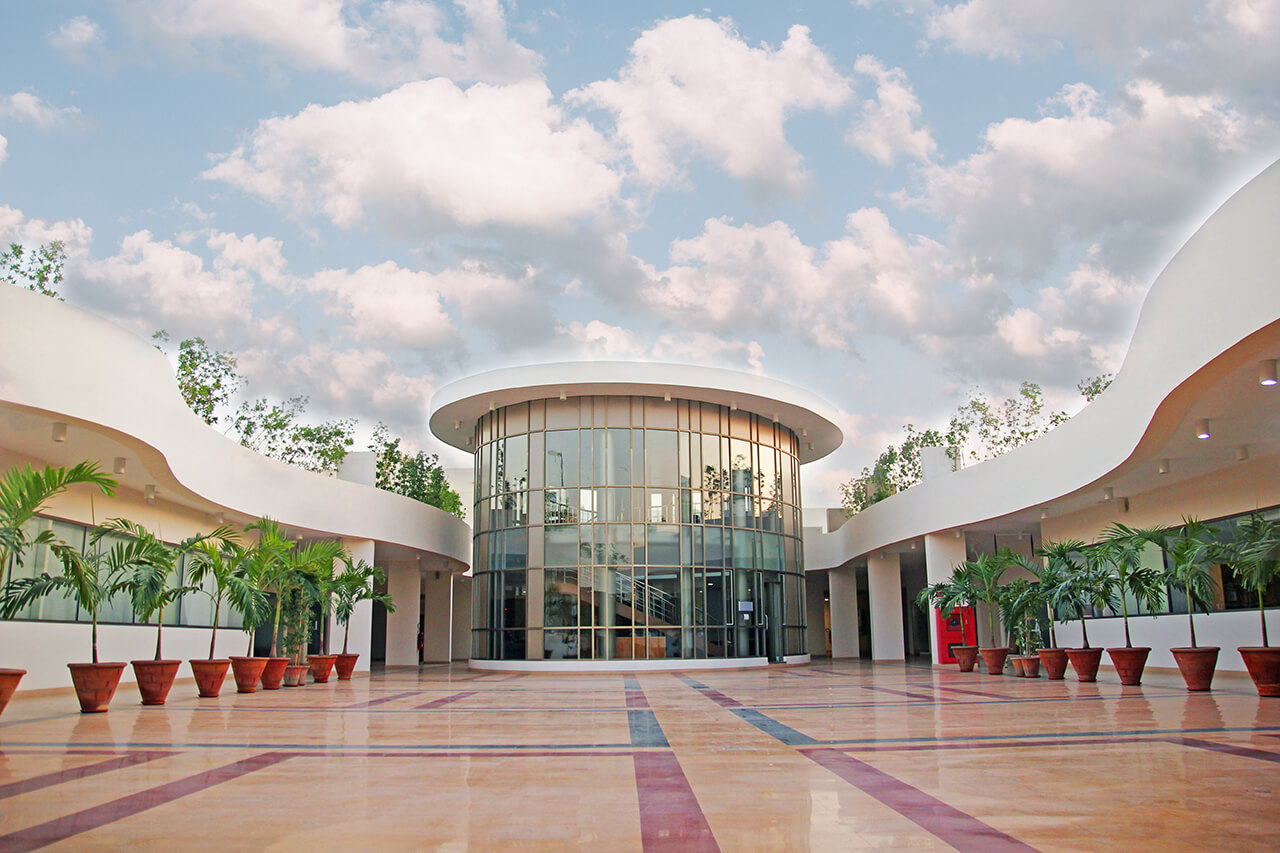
[430,361,843,464]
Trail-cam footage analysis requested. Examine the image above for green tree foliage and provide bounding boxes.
[370,423,464,518]
[1,241,66,299]
[1077,373,1114,402]
[234,396,354,475]
[841,380,1092,516]
[155,332,354,474]
[153,333,243,426]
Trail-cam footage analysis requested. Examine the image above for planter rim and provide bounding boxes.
[1170,646,1220,652]
[67,661,126,668]
[190,658,232,663]
[0,668,28,674]
[131,659,181,665]
[1238,646,1280,652]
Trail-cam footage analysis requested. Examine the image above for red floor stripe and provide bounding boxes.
[0,752,176,800]
[345,690,423,709]
[805,748,1038,852]
[633,751,719,852]
[414,690,478,710]
[0,752,291,852]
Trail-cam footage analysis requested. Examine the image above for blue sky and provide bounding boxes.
[3,1,1278,503]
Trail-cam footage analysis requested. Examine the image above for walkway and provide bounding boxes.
[1,660,1277,850]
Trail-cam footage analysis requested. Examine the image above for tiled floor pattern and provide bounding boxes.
[1,660,1278,850]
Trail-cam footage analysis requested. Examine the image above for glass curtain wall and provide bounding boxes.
[471,395,807,661]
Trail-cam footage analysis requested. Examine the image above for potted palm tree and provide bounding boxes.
[1031,539,1084,680]
[968,549,1013,675]
[1060,550,1117,682]
[230,518,290,692]
[1098,524,1167,685]
[1135,519,1221,691]
[300,541,346,683]
[185,533,264,697]
[1216,513,1280,697]
[332,558,395,679]
[915,565,978,672]
[2,522,160,712]
[106,519,203,706]
[1000,575,1044,678]
[0,461,116,715]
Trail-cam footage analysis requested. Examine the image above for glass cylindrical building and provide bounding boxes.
[430,363,841,670]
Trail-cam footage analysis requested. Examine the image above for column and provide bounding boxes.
[333,538,376,671]
[421,568,453,663]
[451,574,472,661]
[924,531,968,665]
[867,551,904,661]
[827,565,860,659]
[804,571,828,657]
[385,561,422,667]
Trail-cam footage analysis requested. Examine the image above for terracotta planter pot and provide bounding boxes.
[952,645,979,672]
[0,668,26,716]
[1170,647,1219,692]
[229,656,269,694]
[131,659,181,706]
[1107,647,1151,686]
[334,653,360,680]
[1010,656,1026,676]
[1239,647,1280,697]
[308,655,337,684]
[1020,655,1041,678]
[189,659,230,698]
[1038,648,1069,680]
[979,647,1009,675]
[260,657,289,690]
[67,662,127,713]
[283,664,309,687]
[1065,647,1104,682]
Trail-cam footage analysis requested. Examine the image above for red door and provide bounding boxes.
[934,606,976,664]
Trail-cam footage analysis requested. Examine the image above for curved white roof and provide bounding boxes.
[808,156,1280,570]
[429,361,844,464]
[0,288,471,568]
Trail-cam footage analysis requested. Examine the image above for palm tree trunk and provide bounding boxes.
[342,620,350,655]
[1046,604,1057,648]
[246,630,254,657]
[1262,590,1271,648]
[154,614,162,660]
[1121,596,1132,648]
[209,596,221,659]
[1079,613,1090,649]
[1186,580,1197,648]
[92,612,99,663]
[270,596,282,658]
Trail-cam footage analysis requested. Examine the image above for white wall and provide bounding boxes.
[0,621,251,691]
[867,552,904,661]
[421,569,452,663]
[828,566,859,659]
[451,574,472,661]
[1054,609,1273,672]
[384,561,421,667]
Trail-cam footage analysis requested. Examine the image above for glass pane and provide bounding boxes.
[544,526,578,567]
[606,428,631,485]
[546,430,578,488]
[647,488,678,523]
[501,571,527,630]
[544,628,580,659]
[647,525,680,566]
[646,430,679,486]
[606,488,631,523]
[503,434,528,495]
[545,569,580,627]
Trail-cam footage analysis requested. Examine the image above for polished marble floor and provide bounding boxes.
[1,659,1278,851]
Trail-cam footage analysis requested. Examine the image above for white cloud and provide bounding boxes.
[305,262,460,351]
[75,230,262,337]
[902,79,1264,279]
[0,205,94,253]
[205,78,621,231]
[49,16,106,59]
[569,16,851,193]
[897,0,1280,113]
[0,92,82,128]
[0,134,6,168]
[847,56,936,166]
[114,0,540,85]
[556,319,767,373]
[641,209,963,351]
